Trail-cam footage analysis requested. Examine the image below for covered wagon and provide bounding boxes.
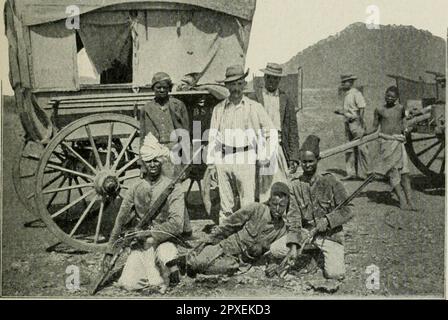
[5,0,257,252]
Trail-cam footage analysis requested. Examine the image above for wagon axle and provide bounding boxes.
[94,171,120,197]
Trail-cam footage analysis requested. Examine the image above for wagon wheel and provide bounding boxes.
[12,139,58,217]
[35,114,141,252]
[405,130,445,181]
[12,139,41,215]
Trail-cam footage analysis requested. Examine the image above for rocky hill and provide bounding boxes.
[282,22,446,88]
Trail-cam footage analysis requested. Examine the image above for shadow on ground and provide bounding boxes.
[358,190,401,208]
[410,174,445,196]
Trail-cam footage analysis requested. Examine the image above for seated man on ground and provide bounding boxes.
[104,133,191,292]
[177,182,295,276]
[270,135,353,280]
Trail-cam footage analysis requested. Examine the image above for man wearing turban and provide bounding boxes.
[104,133,191,292]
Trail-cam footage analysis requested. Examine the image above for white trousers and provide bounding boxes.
[118,242,178,291]
[270,235,346,279]
[215,150,256,217]
[258,147,289,203]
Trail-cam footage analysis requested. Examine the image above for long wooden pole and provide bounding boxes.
[320,132,379,159]
[320,113,431,160]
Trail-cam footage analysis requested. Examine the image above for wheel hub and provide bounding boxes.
[94,170,120,196]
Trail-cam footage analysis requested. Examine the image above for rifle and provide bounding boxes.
[90,146,204,295]
[266,173,376,279]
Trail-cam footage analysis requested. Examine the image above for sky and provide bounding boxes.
[1,0,447,95]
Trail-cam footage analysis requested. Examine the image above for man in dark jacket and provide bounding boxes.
[270,135,353,280]
[249,63,300,203]
[139,72,190,178]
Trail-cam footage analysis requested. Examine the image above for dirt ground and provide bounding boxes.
[1,89,445,298]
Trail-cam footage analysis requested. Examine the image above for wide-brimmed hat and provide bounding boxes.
[151,72,172,88]
[218,65,249,83]
[260,63,285,77]
[340,74,358,83]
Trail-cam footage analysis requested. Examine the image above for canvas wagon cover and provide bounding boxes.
[9,0,256,26]
[5,0,256,90]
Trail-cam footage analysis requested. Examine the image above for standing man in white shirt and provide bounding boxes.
[206,65,279,222]
[335,74,371,180]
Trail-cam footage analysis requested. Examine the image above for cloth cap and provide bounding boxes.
[340,74,358,83]
[299,135,320,158]
[270,182,290,198]
[386,85,399,96]
[218,64,249,83]
[151,72,172,88]
[140,132,170,162]
[260,62,285,77]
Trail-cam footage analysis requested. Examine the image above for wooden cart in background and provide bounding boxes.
[387,72,445,181]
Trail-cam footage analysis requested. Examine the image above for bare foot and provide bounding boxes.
[158,284,168,294]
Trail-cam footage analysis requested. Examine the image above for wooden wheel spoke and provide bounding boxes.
[24,154,60,166]
[69,195,98,238]
[42,173,64,190]
[94,201,105,244]
[106,123,114,168]
[47,176,68,209]
[112,129,138,170]
[118,172,140,182]
[46,163,94,181]
[42,181,93,195]
[116,156,139,176]
[66,178,72,205]
[85,125,103,170]
[62,142,97,174]
[411,135,437,143]
[20,172,37,179]
[73,177,85,196]
[50,189,95,219]
[416,140,441,157]
[426,144,444,169]
[44,169,59,175]
[440,158,445,175]
[53,152,66,162]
